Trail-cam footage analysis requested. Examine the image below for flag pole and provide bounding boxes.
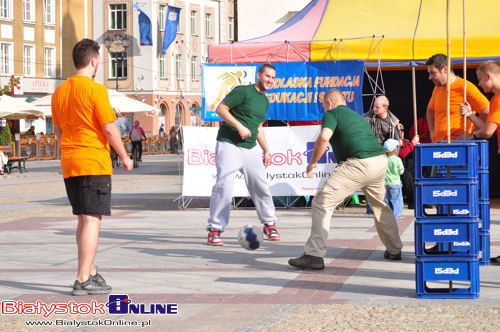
[446,0,451,143]
[463,0,467,135]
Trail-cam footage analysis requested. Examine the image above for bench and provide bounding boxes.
[1,145,28,174]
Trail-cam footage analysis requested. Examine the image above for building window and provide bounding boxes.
[44,47,56,77]
[0,0,12,19]
[23,0,35,22]
[109,52,127,79]
[159,53,167,79]
[23,45,35,77]
[205,13,212,38]
[228,17,234,41]
[190,11,197,36]
[159,5,166,31]
[176,9,182,34]
[109,4,127,30]
[43,0,55,24]
[175,54,182,80]
[0,42,12,74]
[191,56,199,81]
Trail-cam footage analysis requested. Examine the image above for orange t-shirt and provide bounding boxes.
[487,91,500,153]
[428,77,489,142]
[52,76,117,178]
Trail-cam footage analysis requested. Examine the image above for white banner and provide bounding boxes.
[182,126,337,197]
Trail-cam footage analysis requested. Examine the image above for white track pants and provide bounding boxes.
[207,141,277,231]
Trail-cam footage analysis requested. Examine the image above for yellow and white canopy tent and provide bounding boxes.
[209,0,499,140]
[209,0,500,66]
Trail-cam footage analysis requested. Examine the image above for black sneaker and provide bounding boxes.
[72,278,112,296]
[288,254,324,270]
[424,244,440,254]
[383,250,402,260]
[91,272,109,287]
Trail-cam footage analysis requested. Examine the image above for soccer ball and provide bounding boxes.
[238,224,263,250]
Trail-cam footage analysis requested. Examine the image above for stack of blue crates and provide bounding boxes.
[436,140,490,265]
[413,141,489,299]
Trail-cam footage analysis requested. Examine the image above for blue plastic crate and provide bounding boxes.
[479,171,489,200]
[415,143,478,179]
[480,202,490,232]
[415,182,478,209]
[433,202,489,225]
[415,220,479,257]
[435,230,490,265]
[439,140,489,170]
[436,165,484,180]
[479,231,490,266]
[440,202,490,231]
[422,203,478,219]
[416,257,480,299]
[476,140,489,169]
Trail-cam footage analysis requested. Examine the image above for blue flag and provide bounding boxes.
[161,6,181,54]
[133,4,152,46]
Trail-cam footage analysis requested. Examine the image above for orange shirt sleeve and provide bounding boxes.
[93,85,117,126]
[466,80,489,113]
[487,92,500,124]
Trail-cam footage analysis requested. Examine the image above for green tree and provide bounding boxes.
[0,122,12,146]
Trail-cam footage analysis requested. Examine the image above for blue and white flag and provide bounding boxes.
[133,4,152,46]
[161,6,181,54]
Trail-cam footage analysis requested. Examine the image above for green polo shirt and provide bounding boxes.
[216,84,269,148]
[321,105,385,163]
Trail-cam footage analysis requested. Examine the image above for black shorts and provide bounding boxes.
[64,175,112,216]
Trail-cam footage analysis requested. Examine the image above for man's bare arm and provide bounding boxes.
[307,128,333,178]
[256,124,271,168]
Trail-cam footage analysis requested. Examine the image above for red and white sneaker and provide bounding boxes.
[207,230,224,246]
[263,223,280,241]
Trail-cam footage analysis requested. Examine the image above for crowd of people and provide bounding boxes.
[47,36,500,297]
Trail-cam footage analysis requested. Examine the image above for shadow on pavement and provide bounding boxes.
[0,280,70,295]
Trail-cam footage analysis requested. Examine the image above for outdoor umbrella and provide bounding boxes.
[107,89,157,117]
[0,95,45,120]
[31,90,157,118]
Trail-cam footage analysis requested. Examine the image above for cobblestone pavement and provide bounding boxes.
[0,155,499,331]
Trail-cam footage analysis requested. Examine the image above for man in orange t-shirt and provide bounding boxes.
[426,53,489,142]
[459,60,500,265]
[52,39,132,296]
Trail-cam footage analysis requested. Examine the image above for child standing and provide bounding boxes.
[383,139,404,219]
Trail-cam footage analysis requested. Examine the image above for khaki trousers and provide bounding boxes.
[304,154,403,257]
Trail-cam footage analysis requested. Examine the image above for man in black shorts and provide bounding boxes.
[52,39,132,295]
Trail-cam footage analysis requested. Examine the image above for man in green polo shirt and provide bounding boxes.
[206,64,280,246]
[289,88,403,270]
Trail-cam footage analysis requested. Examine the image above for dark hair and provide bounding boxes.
[72,39,100,69]
[426,53,453,72]
[258,63,276,74]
